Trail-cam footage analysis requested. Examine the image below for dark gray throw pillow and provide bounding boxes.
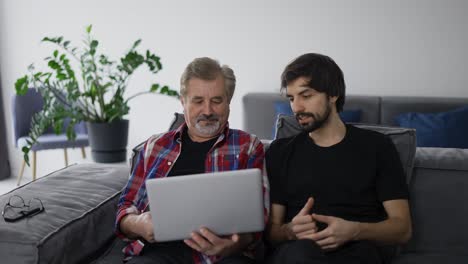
[275,114,416,183]
[168,112,185,131]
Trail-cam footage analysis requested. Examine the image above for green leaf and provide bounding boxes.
[90,40,99,55]
[53,50,59,57]
[102,82,113,90]
[53,121,63,134]
[15,76,29,95]
[48,60,60,70]
[22,147,30,166]
[90,40,98,49]
[63,41,70,47]
[168,90,179,97]
[145,51,162,72]
[90,82,97,101]
[66,124,76,140]
[56,73,67,80]
[160,86,169,94]
[132,39,141,50]
[86,25,92,33]
[150,83,160,92]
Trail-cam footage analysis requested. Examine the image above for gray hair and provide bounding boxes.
[180,57,236,103]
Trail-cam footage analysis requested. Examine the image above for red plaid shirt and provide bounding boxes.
[115,123,269,263]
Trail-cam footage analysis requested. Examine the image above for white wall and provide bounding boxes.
[1,0,468,179]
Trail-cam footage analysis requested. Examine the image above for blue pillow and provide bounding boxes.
[339,109,362,123]
[272,101,362,138]
[395,106,468,148]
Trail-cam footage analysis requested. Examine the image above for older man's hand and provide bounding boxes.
[184,228,253,257]
[133,212,156,243]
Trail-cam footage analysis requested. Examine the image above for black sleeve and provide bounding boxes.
[266,139,287,205]
[376,135,410,202]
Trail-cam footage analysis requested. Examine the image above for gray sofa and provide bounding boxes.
[243,93,468,263]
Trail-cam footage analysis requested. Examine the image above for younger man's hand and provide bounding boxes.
[308,214,360,250]
[285,197,318,240]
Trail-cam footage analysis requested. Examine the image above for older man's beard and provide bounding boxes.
[194,114,221,136]
[295,105,331,133]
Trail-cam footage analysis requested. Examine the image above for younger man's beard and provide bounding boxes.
[295,105,331,133]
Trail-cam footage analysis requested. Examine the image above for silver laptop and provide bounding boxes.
[145,168,265,242]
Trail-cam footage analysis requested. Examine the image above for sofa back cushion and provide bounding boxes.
[401,147,468,256]
[168,112,185,131]
[242,93,380,140]
[0,164,129,264]
[130,113,185,173]
[273,101,362,138]
[275,114,416,183]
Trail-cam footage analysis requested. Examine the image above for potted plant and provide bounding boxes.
[15,25,179,164]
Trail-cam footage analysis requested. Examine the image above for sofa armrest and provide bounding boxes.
[398,147,468,262]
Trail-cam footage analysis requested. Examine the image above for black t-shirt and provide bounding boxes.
[168,129,218,177]
[266,124,409,224]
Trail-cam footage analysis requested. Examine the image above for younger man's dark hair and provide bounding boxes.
[281,53,346,112]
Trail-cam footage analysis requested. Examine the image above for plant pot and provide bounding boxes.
[87,119,129,163]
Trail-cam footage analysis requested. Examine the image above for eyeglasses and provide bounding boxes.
[2,195,44,222]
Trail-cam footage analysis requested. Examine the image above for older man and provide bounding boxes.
[115,57,268,264]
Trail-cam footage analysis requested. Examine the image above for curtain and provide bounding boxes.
[0,74,11,180]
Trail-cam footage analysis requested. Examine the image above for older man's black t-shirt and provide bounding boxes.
[168,129,218,177]
[266,124,409,224]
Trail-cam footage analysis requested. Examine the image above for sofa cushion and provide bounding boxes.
[272,101,362,138]
[393,253,468,264]
[275,114,416,183]
[395,106,468,148]
[339,109,362,123]
[242,93,380,140]
[379,96,468,126]
[398,148,468,260]
[0,164,129,264]
[168,112,185,131]
[261,139,272,153]
[274,101,362,122]
[130,113,186,174]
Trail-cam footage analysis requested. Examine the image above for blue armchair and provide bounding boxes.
[12,89,89,185]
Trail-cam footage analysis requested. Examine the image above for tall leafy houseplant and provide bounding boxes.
[15,25,179,164]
